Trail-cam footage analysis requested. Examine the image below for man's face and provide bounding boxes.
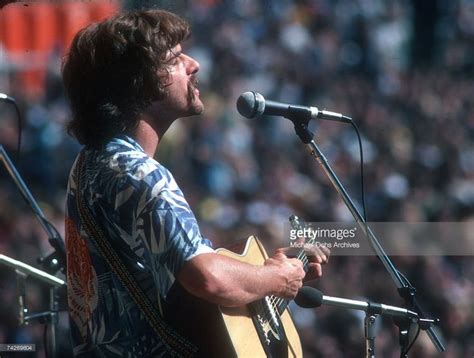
[155,44,203,119]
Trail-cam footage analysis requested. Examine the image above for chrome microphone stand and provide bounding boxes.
[294,286,440,358]
[289,115,445,355]
[1,141,67,357]
[0,145,66,274]
[0,254,66,358]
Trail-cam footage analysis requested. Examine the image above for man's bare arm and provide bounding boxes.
[177,252,305,307]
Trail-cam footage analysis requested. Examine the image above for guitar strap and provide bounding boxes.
[74,151,197,357]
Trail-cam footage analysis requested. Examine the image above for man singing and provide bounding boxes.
[63,9,328,357]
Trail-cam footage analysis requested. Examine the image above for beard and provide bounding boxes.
[187,75,203,114]
[150,75,203,119]
[187,75,197,101]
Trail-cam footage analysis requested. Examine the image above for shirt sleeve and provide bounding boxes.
[136,164,215,276]
[150,200,215,275]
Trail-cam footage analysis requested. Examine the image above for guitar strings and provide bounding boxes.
[255,220,316,326]
[267,251,310,313]
[267,220,316,314]
[267,218,318,314]
[268,253,309,311]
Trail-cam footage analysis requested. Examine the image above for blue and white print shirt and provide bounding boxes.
[65,135,214,357]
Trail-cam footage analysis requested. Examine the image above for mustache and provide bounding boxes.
[190,75,198,88]
[187,75,198,101]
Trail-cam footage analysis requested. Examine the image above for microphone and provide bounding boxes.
[295,286,418,319]
[236,91,352,123]
[295,286,323,308]
[0,93,16,103]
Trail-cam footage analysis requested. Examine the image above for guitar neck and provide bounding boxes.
[269,246,312,315]
[270,215,314,313]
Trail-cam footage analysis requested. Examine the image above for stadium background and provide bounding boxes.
[0,0,473,356]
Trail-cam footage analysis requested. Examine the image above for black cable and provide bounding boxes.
[0,94,22,164]
[403,325,421,357]
[332,118,438,355]
[3,96,65,272]
[44,220,67,262]
[13,100,22,164]
[347,118,367,221]
[44,324,49,358]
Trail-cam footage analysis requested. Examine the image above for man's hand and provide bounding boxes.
[264,251,305,299]
[303,244,330,281]
[277,244,330,282]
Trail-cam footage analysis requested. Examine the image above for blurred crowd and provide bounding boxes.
[0,0,473,357]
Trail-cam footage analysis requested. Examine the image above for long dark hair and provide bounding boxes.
[62,9,190,148]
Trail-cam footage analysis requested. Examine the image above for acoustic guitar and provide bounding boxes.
[166,217,311,357]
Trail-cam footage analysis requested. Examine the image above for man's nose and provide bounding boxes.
[184,54,199,75]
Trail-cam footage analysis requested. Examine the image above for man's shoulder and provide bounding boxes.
[101,137,168,183]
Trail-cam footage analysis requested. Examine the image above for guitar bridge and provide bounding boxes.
[251,297,284,343]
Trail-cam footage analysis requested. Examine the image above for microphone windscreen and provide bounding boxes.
[236,91,265,119]
[236,91,256,118]
[294,286,323,308]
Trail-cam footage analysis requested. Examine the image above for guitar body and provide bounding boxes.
[165,236,303,357]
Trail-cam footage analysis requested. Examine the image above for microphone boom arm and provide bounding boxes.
[321,294,418,319]
[292,122,445,353]
[0,145,66,273]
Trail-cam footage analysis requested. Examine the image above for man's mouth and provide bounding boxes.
[188,75,199,101]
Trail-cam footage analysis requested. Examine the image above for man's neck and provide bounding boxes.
[132,115,173,157]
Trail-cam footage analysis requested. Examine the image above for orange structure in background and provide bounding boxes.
[0,1,121,99]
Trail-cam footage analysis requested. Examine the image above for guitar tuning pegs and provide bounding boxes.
[289,215,300,229]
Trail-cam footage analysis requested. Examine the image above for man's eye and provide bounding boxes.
[169,57,179,65]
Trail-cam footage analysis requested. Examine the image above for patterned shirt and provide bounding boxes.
[65,135,214,357]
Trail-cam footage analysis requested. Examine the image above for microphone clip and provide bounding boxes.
[288,112,314,144]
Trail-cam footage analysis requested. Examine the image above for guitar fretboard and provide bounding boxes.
[267,215,313,315]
